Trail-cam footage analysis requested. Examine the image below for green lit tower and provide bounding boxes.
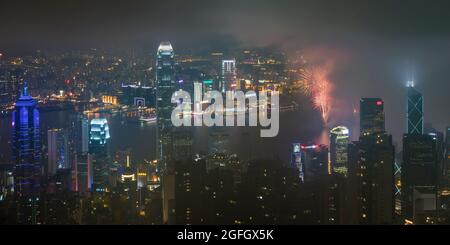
[406,81,423,134]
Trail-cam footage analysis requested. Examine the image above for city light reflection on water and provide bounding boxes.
[0,102,330,165]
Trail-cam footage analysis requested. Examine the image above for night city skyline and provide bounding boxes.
[0,0,450,228]
[1,0,449,144]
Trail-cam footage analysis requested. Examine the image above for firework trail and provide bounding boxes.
[298,65,333,124]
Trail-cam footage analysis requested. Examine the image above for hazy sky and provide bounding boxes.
[1,0,449,144]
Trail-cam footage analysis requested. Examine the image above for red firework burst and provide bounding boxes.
[299,65,333,124]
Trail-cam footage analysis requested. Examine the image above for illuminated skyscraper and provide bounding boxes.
[12,81,42,224]
[221,59,236,92]
[330,126,349,176]
[360,98,385,136]
[89,118,111,192]
[47,128,69,177]
[406,81,423,134]
[156,41,176,170]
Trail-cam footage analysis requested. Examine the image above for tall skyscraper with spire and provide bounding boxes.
[12,81,42,224]
[406,81,424,134]
[156,41,176,170]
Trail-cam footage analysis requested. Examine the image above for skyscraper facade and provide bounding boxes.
[11,82,42,224]
[81,117,89,154]
[47,128,70,177]
[300,144,329,182]
[360,98,385,136]
[156,42,176,170]
[406,82,424,134]
[330,126,349,176]
[89,118,111,192]
[348,133,395,224]
[402,134,438,223]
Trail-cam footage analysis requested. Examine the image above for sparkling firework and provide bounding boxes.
[298,66,333,124]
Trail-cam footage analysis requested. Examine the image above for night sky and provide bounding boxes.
[1,0,450,145]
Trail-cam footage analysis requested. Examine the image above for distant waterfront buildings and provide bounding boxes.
[120,84,154,107]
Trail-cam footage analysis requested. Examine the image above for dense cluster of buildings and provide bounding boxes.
[0,42,449,225]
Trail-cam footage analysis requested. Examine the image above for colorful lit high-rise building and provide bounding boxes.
[11,81,42,224]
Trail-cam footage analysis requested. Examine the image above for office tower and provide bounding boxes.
[204,168,236,224]
[406,81,424,134]
[348,133,395,224]
[300,144,329,182]
[156,41,176,170]
[221,59,237,92]
[402,134,438,224]
[241,159,302,224]
[54,168,72,192]
[81,117,89,154]
[76,153,92,193]
[162,172,175,225]
[291,143,304,182]
[360,98,385,136]
[120,155,137,193]
[116,155,138,224]
[426,130,446,186]
[47,128,70,177]
[89,118,111,192]
[11,81,42,224]
[330,126,349,176]
[174,160,207,225]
